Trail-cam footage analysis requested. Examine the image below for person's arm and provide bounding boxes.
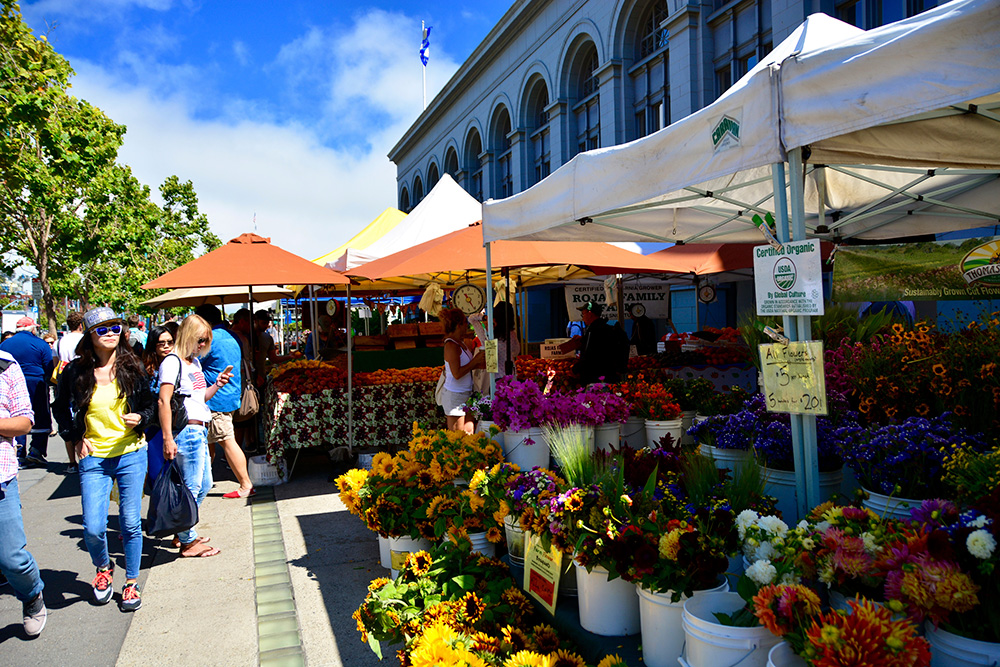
[0,415,32,438]
[157,356,180,460]
[444,340,484,380]
[204,365,234,401]
[0,363,34,437]
[559,335,583,353]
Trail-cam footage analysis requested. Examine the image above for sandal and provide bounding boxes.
[223,487,256,499]
[180,543,221,558]
[172,536,210,549]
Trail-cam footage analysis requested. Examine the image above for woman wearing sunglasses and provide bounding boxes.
[141,322,178,484]
[157,315,231,558]
[52,307,155,612]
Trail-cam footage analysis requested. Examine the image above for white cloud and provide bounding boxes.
[232,40,250,67]
[62,9,463,261]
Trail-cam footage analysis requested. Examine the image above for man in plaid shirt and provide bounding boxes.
[0,349,47,637]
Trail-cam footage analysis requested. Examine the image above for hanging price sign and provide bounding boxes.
[758,341,827,415]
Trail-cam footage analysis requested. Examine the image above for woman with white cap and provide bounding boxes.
[52,307,155,612]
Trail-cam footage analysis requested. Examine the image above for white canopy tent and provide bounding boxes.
[482,0,1000,519]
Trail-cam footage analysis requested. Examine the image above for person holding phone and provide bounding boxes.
[52,308,155,612]
[157,315,233,558]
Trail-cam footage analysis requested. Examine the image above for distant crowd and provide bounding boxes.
[0,305,288,636]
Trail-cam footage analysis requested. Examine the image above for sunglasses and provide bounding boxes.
[157,339,174,346]
[93,324,123,336]
[197,337,210,345]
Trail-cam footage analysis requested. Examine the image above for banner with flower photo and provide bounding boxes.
[832,236,1000,302]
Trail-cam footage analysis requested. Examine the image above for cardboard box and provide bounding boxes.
[540,342,575,360]
[387,323,419,338]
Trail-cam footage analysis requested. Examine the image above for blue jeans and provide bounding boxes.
[174,425,211,545]
[79,447,147,580]
[0,477,45,602]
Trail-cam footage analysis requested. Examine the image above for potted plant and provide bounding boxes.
[633,382,683,449]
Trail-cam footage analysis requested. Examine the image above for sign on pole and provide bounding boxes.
[753,241,824,316]
[759,341,827,415]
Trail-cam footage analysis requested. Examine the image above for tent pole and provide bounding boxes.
[485,243,495,396]
[309,286,319,359]
[347,283,354,457]
[503,266,512,376]
[788,147,820,512]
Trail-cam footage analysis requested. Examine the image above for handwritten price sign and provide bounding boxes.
[758,341,828,415]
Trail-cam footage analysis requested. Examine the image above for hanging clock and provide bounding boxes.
[325,299,340,317]
[698,283,717,304]
[452,283,486,315]
[630,303,646,318]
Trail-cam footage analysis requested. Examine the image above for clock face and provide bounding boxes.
[453,283,486,315]
[325,299,339,317]
[698,284,717,303]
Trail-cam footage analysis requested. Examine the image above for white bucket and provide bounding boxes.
[645,418,683,449]
[468,531,496,558]
[700,444,752,472]
[388,535,433,578]
[620,417,645,449]
[680,410,697,446]
[767,642,808,667]
[503,516,526,560]
[926,622,1000,666]
[681,591,781,667]
[504,428,550,471]
[378,534,391,569]
[862,488,922,521]
[476,420,503,450]
[761,466,842,526]
[594,422,621,452]
[575,563,640,636]
[726,554,745,592]
[637,580,728,667]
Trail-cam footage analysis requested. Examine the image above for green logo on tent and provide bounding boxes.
[960,240,1000,285]
[712,116,740,148]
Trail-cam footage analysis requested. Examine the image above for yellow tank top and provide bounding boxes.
[83,380,144,459]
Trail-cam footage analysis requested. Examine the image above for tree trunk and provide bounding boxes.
[37,245,59,336]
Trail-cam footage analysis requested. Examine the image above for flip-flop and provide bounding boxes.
[223,488,256,499]
[172,536,210,549]
[181,544,221,558]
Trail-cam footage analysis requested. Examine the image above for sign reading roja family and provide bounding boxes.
[564,282,671,319]
[753,241,824,316]
[833,236,1000,302]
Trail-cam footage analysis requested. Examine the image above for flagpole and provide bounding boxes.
[421,21,427,110]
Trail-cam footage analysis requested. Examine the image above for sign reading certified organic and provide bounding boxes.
[753,241,824,316]
[564,282,670,319]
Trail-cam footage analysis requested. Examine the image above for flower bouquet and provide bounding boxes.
[574,384,630,426]
[662,376,716,413]
[492,375,550,431]
[339,450,439,539]
[634,382,682,421]
[408,424,505,483]
[695,385,750,417]
[462,391,495,422]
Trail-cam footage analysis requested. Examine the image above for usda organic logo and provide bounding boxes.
[773,258,797,291]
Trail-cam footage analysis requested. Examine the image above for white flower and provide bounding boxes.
[970,515,990,529]
[745,559,777,586]
[758,515,788,537]
[801,537,815,551]
[967,529,996,559]
[756,541,777,562]
[797,520,809,530]
[816,521,831,533]
[861,532,879,554]
[779,572,799,586]
[736,510,759,539]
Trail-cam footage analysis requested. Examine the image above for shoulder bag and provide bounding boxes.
[165,353,189,435]
[234,356,259,422]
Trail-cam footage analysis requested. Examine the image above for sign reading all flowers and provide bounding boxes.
[759,341,828,415]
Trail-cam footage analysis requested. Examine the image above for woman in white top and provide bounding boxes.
[157,315,232,558]
[439,308,484,434]
[469,301,521,378]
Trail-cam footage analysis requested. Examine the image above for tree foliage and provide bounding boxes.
[0,0,219,330]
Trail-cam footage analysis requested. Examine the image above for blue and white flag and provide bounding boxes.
[420,25,431,66]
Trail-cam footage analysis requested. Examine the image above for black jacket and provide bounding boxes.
[52,359,156,443]
[574,318,628,385]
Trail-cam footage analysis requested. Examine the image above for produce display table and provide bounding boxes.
[265,380,445,460]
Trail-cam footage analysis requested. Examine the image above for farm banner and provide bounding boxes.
[833,236,1000,302]
[564,282,671,319]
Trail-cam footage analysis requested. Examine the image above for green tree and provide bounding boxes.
[0,1,219,330]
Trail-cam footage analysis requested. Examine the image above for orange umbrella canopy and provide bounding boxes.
[348,224,682,284]
[142,233,350,289]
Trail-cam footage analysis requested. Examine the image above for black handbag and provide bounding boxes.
[145,459,199,537]
[166,353,189,435]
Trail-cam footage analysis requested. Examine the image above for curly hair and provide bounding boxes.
[74,323,147,403]
[438,308,468,336]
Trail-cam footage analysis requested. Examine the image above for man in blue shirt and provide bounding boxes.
[0,317,53,468]
[194,305,254,498]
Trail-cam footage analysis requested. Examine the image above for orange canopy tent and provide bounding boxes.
[142,233,349,290]
[347,223,684,288]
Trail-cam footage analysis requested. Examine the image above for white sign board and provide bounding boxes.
[753,241,824,316]
[564,283,670,319]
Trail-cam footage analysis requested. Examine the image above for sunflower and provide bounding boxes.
[409,550,433,576]
[530,623,561,654]
[501,626,532,653]
[415,469,437,489]
[503,650,550,667]
[367,577,391,592]
[932,363,947,376]
[596,655,628,667]
[550,649,586,667]
[486,526,504,543]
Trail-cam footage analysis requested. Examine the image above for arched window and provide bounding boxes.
[571,43,600,157]
[444,147,459,180]
[399,187,410,212]
[464,130,483,201]
[427,163,439,190]
[525,78,551,186]
[630,1,670,140]
[413,176,424,205]
[492,107,513,199]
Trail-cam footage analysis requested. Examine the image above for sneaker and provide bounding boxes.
[92,565,114,604]
[22,593,47,637]
[119,583,141,612]
[24,451,47,468]
[65,464,78,474]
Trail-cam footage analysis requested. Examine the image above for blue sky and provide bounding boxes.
[21,0,514,259]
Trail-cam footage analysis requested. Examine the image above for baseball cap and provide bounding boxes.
[15,316,36,329]
[577,301,604,316]
[83,307,120,331]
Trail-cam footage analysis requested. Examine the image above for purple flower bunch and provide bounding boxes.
[492,376,631,430]
[504,467,564,517]
[575,386,630,426]
[688,410,757,451]
[841,413,987,498]
[491,376,547,431]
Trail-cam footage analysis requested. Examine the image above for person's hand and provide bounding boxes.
[163,438,178,461]
[216,371,234,387]
[122,413,141,427]
[76,439,94,460]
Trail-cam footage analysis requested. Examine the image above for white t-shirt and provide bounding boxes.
[158,354,212,422]
[58,332,83,363]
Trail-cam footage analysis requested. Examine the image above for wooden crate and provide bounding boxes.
[393,339,418,350]
[354,335,389,351]
[418,322,444,336]
[387,323,420,338]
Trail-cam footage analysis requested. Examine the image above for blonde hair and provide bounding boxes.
[175,315,213,360]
